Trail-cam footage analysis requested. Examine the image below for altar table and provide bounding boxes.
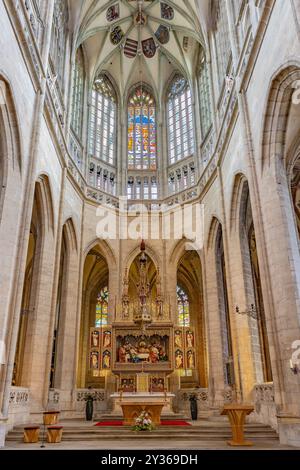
[120,402,164,426]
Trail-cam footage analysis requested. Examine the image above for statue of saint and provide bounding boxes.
[187,350,195,369]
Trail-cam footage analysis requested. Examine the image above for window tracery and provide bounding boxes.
[128,85,157,170]
[71,47,84,138]
[167,75,194,164]
[95,287,109,327]
[177,285,190,327]
[89,74,117,165]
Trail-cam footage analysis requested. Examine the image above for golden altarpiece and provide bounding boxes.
[86,242,197,415]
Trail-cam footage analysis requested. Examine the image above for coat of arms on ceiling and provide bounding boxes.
[161,2,174,20]
[142,38,156,58]
[183,36,189,52]
[134,10,147,26]
[110,25,124,45]
[107,3,120,22]
[124,38,138,58]
[155,25,170,44]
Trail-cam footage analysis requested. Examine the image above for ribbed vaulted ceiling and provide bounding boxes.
[70,0,206,100]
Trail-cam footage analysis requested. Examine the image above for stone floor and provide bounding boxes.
[2,419,296,450]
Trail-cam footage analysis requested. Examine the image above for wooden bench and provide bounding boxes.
[47,426,63,443]
[23,426,40,443]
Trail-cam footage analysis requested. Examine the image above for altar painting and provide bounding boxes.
[119,376,136,392]
[149,376,166,392]
[116,334,169,364]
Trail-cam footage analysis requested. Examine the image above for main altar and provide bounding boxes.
[87,240,197,423]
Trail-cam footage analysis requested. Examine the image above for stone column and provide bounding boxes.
[20,227,57,415]
[203,243,228,407]
[258,168,300,446]
[53,241,81,411]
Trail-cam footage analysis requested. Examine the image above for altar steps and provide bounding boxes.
[99,412,189,421]
[6,421,279,443]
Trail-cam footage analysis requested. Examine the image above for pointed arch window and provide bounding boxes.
[95,287,109,327]
[89,74,117,165]
[177,285,190,327]
[198,56,212,139]
[71,47,84,138]
[167,75,194,164]
[214,0,231,86]
[128,85,157,170]
[50,0,68,91]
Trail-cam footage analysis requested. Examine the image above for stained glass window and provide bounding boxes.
[71,47,84,138]
[95,287,109,327]
[167,75,194,164]
[89,75,116,165]
[177,286,190,327]
[128,85,157,170]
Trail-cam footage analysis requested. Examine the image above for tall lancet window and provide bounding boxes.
[177,285,190,327]
[198,56,212,140]
[95,287,109,327]
[89,74,116,165]
[214,0,231,86]
[71,47,84,138]
[128,85,157,170]
[167,75,194,164]
[50,0,68,91]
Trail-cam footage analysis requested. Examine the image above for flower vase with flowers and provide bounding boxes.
[132,411,154,431]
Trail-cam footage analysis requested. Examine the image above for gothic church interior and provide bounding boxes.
[1,0,300,450]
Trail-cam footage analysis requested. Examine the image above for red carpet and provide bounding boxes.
[95,420,191,426]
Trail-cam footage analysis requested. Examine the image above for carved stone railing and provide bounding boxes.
[85,185,119,208]
[249,382,277,430]
[48,389,60,405]
[254,382,275,404]
[75,388,107,415]
[67,158,86,193]
[69,130,84,170]
[76,389,106,403]
[201,128,215,167]
[9,386,30,406]
[178,388,209,410]
[47,62,66,129]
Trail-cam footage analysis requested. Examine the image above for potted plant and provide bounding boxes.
[84,388,95,421]
[132,411,154,431]
[189,393,198,420]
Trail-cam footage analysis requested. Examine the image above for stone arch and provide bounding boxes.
[214,221,235,387]
[169,237,203,269]
[229,172,248,234]
[207,215,222,250]
[238,178,272,383]
[63,217,78,253]
[35,174,55,235]
[176,249,207,387]
[83,238,117,268]
[12,175,55,387]
[124,243,160,274]
[49,217,79,389]
[78,243,110,388]
[0,75,22,223]
[261,62,300,172]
